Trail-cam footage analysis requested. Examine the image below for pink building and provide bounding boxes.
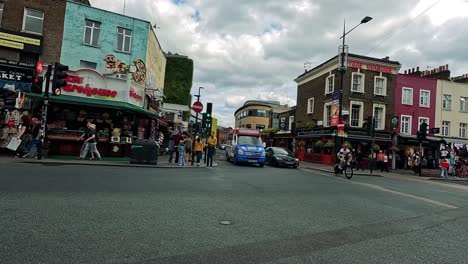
[394,71,437,136]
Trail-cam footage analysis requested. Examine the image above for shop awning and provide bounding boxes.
[442,137,468,145]
[28,93,159,118]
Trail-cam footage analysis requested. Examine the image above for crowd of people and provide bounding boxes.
[166,130,218,167]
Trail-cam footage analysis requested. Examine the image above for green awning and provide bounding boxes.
[28,93,158,118]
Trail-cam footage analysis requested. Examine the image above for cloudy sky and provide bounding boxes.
[89,0,468,127]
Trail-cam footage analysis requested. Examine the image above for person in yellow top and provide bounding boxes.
[207,131,218,167]
[194,137,204,166]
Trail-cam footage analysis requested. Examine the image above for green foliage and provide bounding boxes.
[163,56,194,107]
[315,140,324,148]
[262,128,280,134]
[324,140,335,148]
[372,144,381,152]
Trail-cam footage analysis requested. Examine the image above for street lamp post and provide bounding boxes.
[191,86,204,165]
[337,16,373,121]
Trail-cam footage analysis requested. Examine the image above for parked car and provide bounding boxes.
[265,147,299,168]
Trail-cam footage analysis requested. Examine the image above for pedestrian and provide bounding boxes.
[14,115,31,158]
[23,117,43,160]
[76,122,94,160]
[173,132,181,164]
[194,137,204,166]
[383,152,389,172]
[178,134,186,166]
[206,131,217,167]
[377,150,384,171]
[413,152,421,175]
[356,149,365,171]
[167,135,174,163]
[79,123,101,160]
[440,159,449,178]
[185,134,193,163]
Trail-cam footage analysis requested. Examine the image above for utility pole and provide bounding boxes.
[40,64,52,157]
[191,87,203,165]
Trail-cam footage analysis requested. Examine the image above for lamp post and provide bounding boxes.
[191,86,204,165]
[337,16,373,121]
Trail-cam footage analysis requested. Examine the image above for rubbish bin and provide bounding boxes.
[129,139,159,165]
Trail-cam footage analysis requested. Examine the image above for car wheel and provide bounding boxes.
[259,163,264,167]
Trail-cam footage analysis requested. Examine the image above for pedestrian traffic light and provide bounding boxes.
[31,76,43,94]
[366,116,375,136]
[206,102,213,131]
[419,122,428,141]
[51,62,69,96]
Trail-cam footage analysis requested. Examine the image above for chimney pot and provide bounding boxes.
[417,67,420,71]
[412,68,415,73]
[404,70,407,74]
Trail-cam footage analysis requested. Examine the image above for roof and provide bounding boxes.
[295,53,401,81]
[234,100,287,115]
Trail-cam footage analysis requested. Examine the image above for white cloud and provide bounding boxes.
[90,0,468,127]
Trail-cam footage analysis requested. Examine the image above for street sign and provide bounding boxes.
[431,127,440,134]
[337,123,345,131]
[192,101,203,113]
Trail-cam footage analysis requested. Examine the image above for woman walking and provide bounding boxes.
[14,115,31,158]
[178,134,187,166]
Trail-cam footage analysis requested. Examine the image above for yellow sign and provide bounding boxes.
[0,39,24,50]
[0,32,41,46]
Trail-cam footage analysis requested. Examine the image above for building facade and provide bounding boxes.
[234,100,289,130]
[295,54,401,132]
[394,72,437,136]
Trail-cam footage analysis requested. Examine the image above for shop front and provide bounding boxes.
[31,68,164,158]
[396,135,442,169]
[0,59,35,151]
[441,137,468,159]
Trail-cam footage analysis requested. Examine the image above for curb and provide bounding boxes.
[300,167,383,177]
[15,160,214,169]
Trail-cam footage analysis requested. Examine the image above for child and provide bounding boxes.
[440,159,449,178]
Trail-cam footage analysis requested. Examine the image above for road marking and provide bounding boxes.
[299,168,458,209]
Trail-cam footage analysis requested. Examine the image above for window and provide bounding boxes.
[23,8,44,35]
[307,98,314,114]
[419,90,430,107]
[83,19,101,46]
[460,97,468,112]
[116,27,132,53]
[350,101,364,127]
[324,103,332,127]
[0,2,4,25]
[373,104,386,130]
[402,87,413,105]
[80,60,97,69]
[257,110,268,117]
[418,117,429,131]
[351,73,364,92]
[460,123,467,138]
[325,75,334,94]
[256,124,265,130]
[442,94,452,110]
[442,121,450,136]
[374,76,387,95]
[246,124,252,129]
[401,115,412,134]
[288,116,294,131]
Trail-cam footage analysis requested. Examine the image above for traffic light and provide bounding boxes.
[419,122,428,141]
[31,76,43,94]
[366,116,375,136]
[205,102,213,131]
[201,113,207,129]
[51,62,69,96]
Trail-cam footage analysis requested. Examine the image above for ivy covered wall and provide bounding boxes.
[163,56,194,107]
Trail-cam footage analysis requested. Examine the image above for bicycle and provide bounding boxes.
[334,155,354,179]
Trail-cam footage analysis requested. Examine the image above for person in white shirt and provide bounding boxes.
[337,144,351,169]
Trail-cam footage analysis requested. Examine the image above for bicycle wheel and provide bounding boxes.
[344,166,353,179]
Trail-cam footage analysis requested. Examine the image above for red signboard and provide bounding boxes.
[348,59,393,73]
[63,74,118,98]
[192,101,203,113]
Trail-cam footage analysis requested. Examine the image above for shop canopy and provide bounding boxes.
[29,93,159,119]
[442,137,468,145]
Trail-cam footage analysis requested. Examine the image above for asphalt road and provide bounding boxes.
[1,154,468,264]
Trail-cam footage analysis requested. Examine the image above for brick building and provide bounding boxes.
[293,54,401,164]
[234,100,289,130]
[0,0,90,65]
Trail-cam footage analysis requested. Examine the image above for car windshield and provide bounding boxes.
[238,135,262,145]
[273,148,292,155]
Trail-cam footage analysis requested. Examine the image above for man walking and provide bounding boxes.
[377,150,384,171]
[24,117,42,160]
[206,131,217,167]
[382,152,389,172]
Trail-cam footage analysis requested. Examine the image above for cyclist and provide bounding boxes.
[337,143,352,169]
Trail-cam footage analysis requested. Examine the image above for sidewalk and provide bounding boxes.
[1,154,215,168]
[299,161,468,185]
